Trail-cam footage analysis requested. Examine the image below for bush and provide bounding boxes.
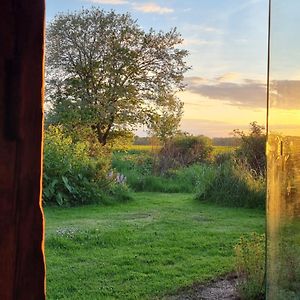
[112,151,204,193]
[235,233,265,299]
[195,161,265,209]
[128,164,205,193]
[43,126,131,206]
[156,135,213,173]
[214,151,235,165]
[112,151,153,177]
[234,122,266,176]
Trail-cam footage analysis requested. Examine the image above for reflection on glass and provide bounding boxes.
[267,1,300,298]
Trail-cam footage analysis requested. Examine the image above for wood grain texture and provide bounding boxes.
[0,1,46,299]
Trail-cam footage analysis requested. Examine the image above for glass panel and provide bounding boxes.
[267,1,300,298]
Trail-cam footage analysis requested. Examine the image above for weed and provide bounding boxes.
[234,233,265,299]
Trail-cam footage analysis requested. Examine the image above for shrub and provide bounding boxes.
[112,151,153,177]
[128,164,204,193]
[214,151,235,165]
[235,233,265,299]
[112,151,205,193]
[156,135,213,173]
[43,126,131,206]
[107,183,132,203]
[234,122,266,176]
[195,161,265,209]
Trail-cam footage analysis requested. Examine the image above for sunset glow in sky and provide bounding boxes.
[46,0,270,137]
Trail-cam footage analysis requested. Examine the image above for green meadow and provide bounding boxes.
[45,192,264,299]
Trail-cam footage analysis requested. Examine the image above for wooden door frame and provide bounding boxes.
[0,1,46,299]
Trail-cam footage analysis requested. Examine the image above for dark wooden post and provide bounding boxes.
[0,1,46,299]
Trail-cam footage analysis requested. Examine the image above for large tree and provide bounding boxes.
[46,8,190,145]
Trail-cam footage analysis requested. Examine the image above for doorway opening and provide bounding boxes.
[44,1,270,299]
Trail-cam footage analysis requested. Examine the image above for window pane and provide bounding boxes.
[267,1,300,298]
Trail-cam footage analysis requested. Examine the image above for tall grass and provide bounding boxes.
[113,149,266,209]
[127,165,205,193]
[112,152,203,193]
[195,161,265,209]
[235,233,265,299]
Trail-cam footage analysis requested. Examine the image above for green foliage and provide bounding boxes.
[113,145,265,209]
[234,233,265,299]
[149,103,183,143]
[46,8,189,145]
[214,151,235,165]
[156,135,213,173]
[195,161,265,209]
[112,151,153,177]
[112,151,206,193]
[106,130,135,150]
[43,126,131,206]
[126,166,203,193]
[234,122,266,176]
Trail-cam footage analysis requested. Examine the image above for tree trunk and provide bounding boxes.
[94,120,113,146]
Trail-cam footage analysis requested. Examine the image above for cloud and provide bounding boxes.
[184,76,267,108]
[132,2,174,14]
[184,76,300,110]
[270,80,300,109]
[199,26,222,33]
[87,0,128,4]
[183,24,223,35]
[183,76,208,85]
[216,72,241,82]
[182,38,221,46]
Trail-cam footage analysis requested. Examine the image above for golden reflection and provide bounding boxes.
[267,1,300,297]
[267,135,300,298]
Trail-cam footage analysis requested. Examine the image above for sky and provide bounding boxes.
[46,0,270,137]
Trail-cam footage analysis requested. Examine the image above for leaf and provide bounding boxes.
[51,178,58,188]
[62,176,73,193]
[56,192,64,206]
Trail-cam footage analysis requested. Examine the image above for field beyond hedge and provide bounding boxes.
[45,192,264,299]
[113,145,234,155]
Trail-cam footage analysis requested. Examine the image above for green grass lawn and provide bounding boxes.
[45,193,264,299]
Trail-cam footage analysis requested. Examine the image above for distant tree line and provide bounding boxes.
[134,135,241,147]
[133,136,152,145]
[212,137,240,147]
